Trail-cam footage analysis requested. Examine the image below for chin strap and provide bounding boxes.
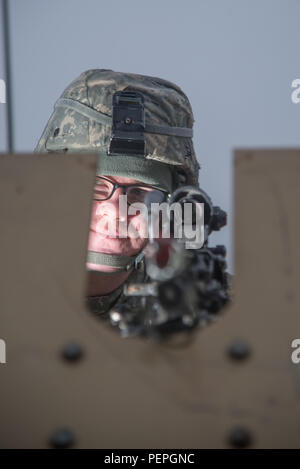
[86,250,145,272]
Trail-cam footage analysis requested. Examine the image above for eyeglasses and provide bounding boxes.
[93,176,169,207]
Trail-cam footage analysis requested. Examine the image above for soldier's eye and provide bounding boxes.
[128,188,149,202]
[131,188,147,195]
[94,179,113,198]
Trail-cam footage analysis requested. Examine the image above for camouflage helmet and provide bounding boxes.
[35,69,200,190]
[35,70,200,272]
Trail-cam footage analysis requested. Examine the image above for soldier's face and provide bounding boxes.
[87,175,149,270]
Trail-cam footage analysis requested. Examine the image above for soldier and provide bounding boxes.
[35,69,200,316]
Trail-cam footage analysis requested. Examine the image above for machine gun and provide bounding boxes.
[107,186,230,339]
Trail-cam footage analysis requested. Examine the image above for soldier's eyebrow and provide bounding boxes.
[106,176,119,183]
[97,175,148,186]
[96,175,117,183]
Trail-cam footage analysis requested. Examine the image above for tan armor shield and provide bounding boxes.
[0,150,299,448]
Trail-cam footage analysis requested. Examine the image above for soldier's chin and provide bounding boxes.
[86,262,126,273]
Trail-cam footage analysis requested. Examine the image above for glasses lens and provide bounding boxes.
[127,187,167,206]
[94,178,114,200]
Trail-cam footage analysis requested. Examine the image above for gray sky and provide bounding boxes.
[2,0,300,271]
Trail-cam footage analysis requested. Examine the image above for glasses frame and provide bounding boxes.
[93,175,170,204]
